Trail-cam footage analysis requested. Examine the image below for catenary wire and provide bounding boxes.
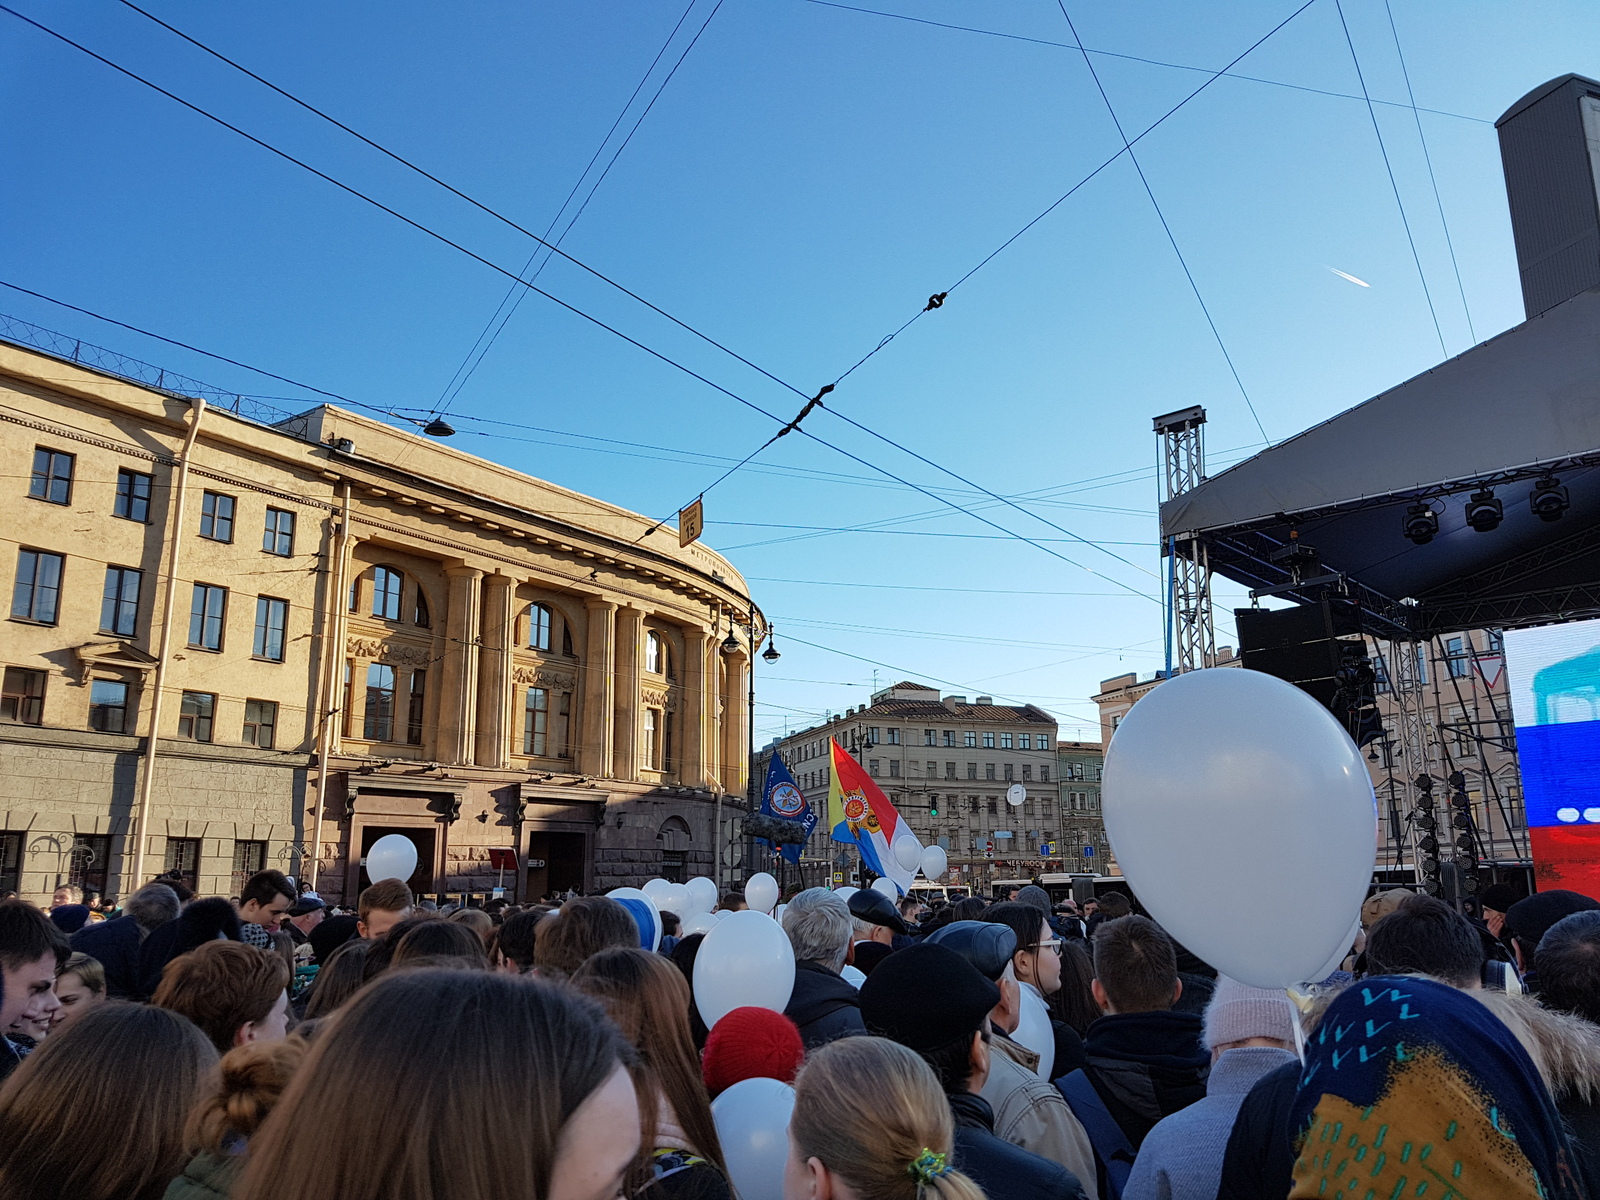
[1055,2,1268,442]
[1332,0,1447,358]
[434,0,723,415]
[1381,0,1475,344]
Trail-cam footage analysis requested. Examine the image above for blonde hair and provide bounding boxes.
[185,1037,308,1154]
[792,1038,986,1200]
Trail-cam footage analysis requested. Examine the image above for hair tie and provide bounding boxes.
[908,1149,950,1185]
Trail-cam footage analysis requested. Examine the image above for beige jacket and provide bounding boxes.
[981,1032,1099,1200]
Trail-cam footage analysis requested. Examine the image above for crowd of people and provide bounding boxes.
[2,867,1599,1200]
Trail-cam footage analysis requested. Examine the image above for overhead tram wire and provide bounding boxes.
[433,0,724,417]
[798,0,1488,125]
[1055,2,1268,443]
[1382,0,1476,344]
[1332,0,1448,359]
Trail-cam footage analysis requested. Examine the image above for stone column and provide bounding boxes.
[704,634,723,788]
[722,651,749,796]
[680,627,708,787]
[475,573,515,768]
[613,607,644,781]
[579,599,617,777]
[438,566,483,765]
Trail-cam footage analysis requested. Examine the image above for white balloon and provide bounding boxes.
[832,886,858,902]
[921,845,948,880]
[840,963,866,988]
[606,886,662,952]
[682,912,717,936]
[711,1078,795,1200]
[685,876,719,916]
[641,878,673,904]
[693,911,796,1028]
[715,909,732,921]
[1309,916,1363,984]
[365,834,418,885]
[774,903,787,926]
[660,883,692,916]
[745,872,780,914]
[893,837,923,872]
[871,875,899,899]
[1103,667,1376,989]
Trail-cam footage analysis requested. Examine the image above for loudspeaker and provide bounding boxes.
[1236,599,1383,746]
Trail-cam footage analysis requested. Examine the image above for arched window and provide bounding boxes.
[646,630,662,674]
[529,603,552,652]
[413,588,430,628]
[372,567,403,621]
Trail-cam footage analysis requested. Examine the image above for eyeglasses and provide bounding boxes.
[1031,939,1063,954]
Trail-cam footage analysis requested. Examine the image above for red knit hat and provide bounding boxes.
[702,1006,805,1097]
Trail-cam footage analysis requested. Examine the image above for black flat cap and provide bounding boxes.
[288,895,327,917]
[848,887,908,935]
[925,920,1018,981]
[1508,889,1600,947]
[860,942,1000,1051]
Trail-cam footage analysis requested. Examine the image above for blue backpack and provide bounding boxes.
[1056,1069,1136,1200]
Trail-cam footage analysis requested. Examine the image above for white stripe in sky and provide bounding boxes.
[1327,266,1371,287]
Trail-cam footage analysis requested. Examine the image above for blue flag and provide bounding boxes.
[761,752,817,865]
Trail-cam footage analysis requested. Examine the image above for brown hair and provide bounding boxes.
[393,919,490,970]
[185,1037,308,1154]
[1050,939,1100,1035]
[60,951,106,996]
[357,878,414,925]
[497,908,547,972]
[1095,892,1132,920]
[302,938,370,1019]
[534,896,639,979]
[1091,914,1178,1013]
[0,1002,217,1200]
[792,1037,984,1200]
[447,907,495,943]
[0,898,69,972]
[232,969,634,1200]
[152,941,292,1055]
[570,948,727,1175]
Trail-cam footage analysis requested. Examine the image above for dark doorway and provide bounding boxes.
[359,825,436,895]
[527,831,587,899]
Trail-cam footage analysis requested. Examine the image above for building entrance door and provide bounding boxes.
[527,831,587,899]
[359,825,437,895]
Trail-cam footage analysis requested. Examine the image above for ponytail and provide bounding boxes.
[792,1038,986,1200]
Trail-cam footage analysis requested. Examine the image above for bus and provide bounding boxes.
[989,873,1132,906]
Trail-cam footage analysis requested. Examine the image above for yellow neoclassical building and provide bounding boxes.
[0,334,762,905]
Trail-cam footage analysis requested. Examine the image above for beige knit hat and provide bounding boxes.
[1203,975,1297,1050]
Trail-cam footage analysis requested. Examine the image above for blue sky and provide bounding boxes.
[3,0,1597,742]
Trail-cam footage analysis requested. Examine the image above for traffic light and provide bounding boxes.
[929,798,939,817]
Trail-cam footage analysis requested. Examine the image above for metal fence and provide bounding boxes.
[0,312,300,427]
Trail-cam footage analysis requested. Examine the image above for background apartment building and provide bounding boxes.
[0,335,762,905]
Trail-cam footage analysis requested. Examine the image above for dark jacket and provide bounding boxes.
[162,1151,237,1200]
[1215,1058,1299,1200]
[70,913,145,999]
[1076,1009,1209,1149]
[0,1035,22,1083]
[948,1091,1087,1200]
[784,960,866,1049]
[138,899,244,999]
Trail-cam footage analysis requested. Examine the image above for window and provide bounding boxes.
[242,699,278,748]
[942,730,956,747]
[407,671,426,745]
[1022,764,1032,781]
[100,567,141,636]
[1446,636,1470,679]
[889,759,901,778]
[966,762,977,779]
[924,729,936,746]
[364,664,395,741]
[1,668,46,725]
[947,762,958,779]
[372,567,403,620]
[964,731,977,748]
[644,708,661,769]
[115,469,152,522]
[1040,765,1050,783]
[983,731,995,748]
[414,589,430,628]
[177,691,215,741]
[12,549,63,624]
[29,448,73,505]
[253,597,288,661]
[1373,653,1391,694]
[867,727,880,742]
[89,679,129,732]
[348,579,359,613]
[0,832,19,897]
[524,686,549,756]
[886,728,901,745]
[556,692,571,757]
[529,603,552,651]
[199,491,235,542]
[646,630,662,674]
[968,797,979,813]
[987,799,998,815]
[927,761,937,777]
[164,837,201,891]
[1001,732,1013,749]
[69,833,110,896]
[262,508,295,556]
[1004,763,1014,781]
[340,660,353,737]
[868,759,880,776]
[985,764,996,780]
[188,585,227,651]
[231,840,267,897]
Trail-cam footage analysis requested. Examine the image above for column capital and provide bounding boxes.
[444,563,486,580]
[584,597,619,614]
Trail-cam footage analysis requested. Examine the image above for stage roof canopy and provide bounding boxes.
[1161,285,1600,638]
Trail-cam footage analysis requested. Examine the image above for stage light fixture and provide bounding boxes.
[1402,502,1438,544]
[1465,488,1503,532]
[1530,475,1569,522]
